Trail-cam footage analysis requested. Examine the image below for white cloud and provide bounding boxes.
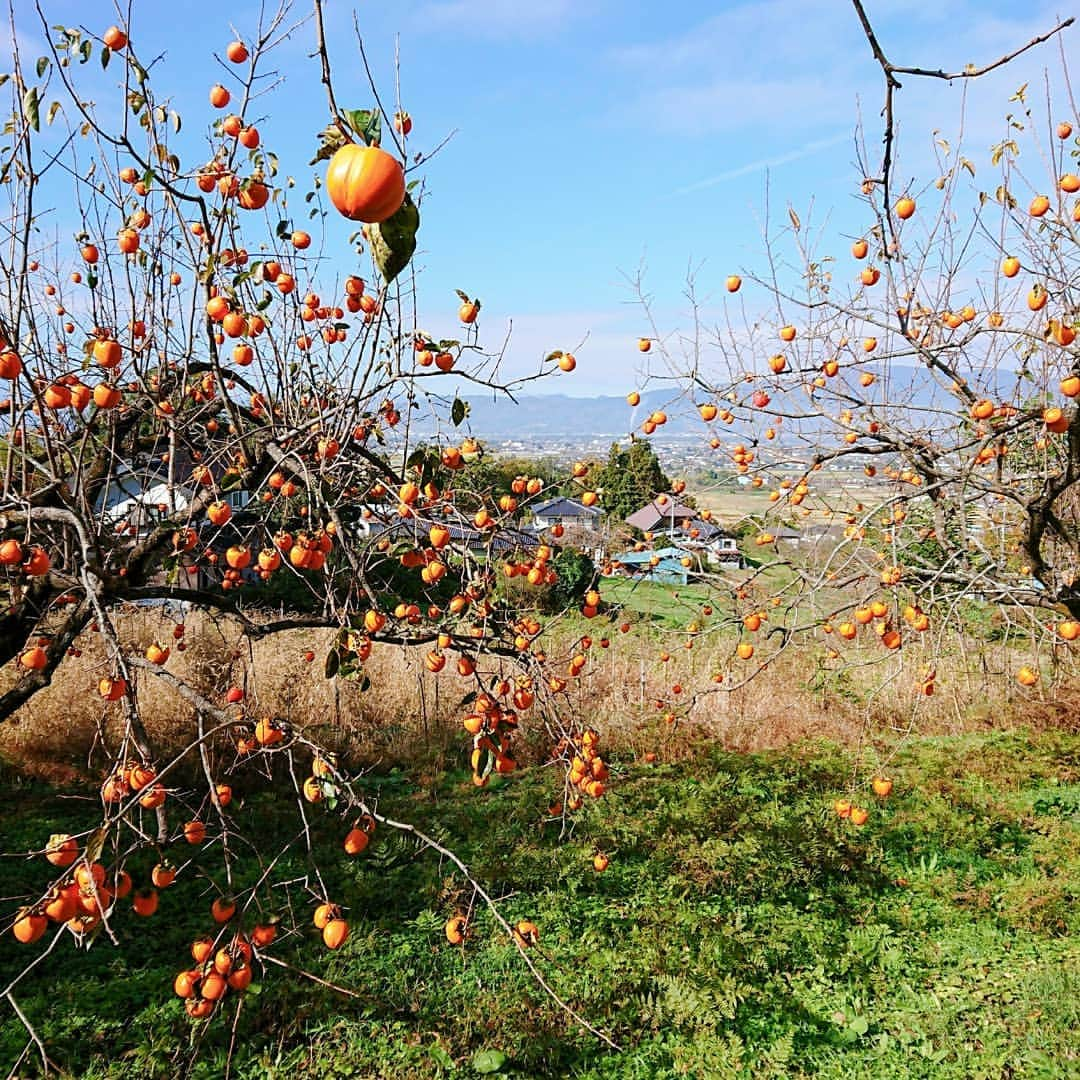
[675,132,852,194]
[604,0,1076,148]
[0,26,48,70]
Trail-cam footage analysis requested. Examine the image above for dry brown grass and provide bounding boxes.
[1,604,1075,784]
[0,607,468,783]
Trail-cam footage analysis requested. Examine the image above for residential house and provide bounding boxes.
[610,546,697,585]
[625,496,740,567]
[531,496,602,532]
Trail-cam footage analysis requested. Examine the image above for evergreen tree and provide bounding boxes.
[595,440,671,522]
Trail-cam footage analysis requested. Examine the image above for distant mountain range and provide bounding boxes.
[459,390,698,439]
[449,362,1027,442]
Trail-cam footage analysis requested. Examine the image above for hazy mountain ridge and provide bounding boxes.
[451,363,1026,441]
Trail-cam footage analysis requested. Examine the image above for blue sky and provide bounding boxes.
[9,0,1078,393]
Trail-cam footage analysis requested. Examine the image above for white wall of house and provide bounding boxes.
[533,512,599,530]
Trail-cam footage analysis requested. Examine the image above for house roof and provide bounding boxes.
[612,547,690,565]
[625,497,731,539]
[532,496,601,518]
[625,497,697,530]
[610,547,691,579]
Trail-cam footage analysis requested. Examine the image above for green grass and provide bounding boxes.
[3,730,1080,1078]
[602,578,712,626]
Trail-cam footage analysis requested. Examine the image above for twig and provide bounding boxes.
[4,992,58,1075]
[257,952,364,998]
[375,811,621,1050]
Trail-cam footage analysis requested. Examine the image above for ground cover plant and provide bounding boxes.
[3,730,1080,1077]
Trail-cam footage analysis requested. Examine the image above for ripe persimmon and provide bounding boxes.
[322,918,349,949]
[151,862,176,888]
[251,921,278,947]
[183,820,206,845]
[132,888,159,917]
[13,910,47,944]
[325,144,405,223]
[513,919,539,947]
[103,25,127,50]
[1017,666,1039,686]
[344,827,369,855]
[211,896,236,923]
[45,834,78,867]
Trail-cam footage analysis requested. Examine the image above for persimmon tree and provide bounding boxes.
[4,0,1080,1069]
[0,0,618,1061]
[621,2,1080,724]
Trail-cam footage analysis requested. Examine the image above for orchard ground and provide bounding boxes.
[3,569,1080,1077]
[2,727,1079,1078]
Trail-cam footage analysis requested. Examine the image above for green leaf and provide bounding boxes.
[83,827,107,867]
[46,100,61,125]
[364,111,382,147]
[343,109,372,137]
[324,648,340,679]
[429,1045,455,1070]
[369,192,419,284]
[342,108,381,147]
[22,86,39,131]
[100,45,109,69]
[451,397,468,427]
[472,1049,507,1074]
[35,57,49,78]
[473,743,495,782]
